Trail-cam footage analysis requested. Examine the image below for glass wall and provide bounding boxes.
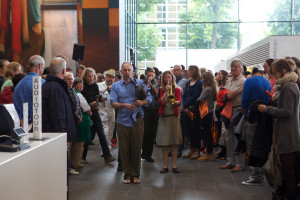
[132,0,300,72]
[124,0,137,67]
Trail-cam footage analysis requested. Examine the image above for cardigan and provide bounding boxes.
[158,87,181,116]
[265,82,300,154]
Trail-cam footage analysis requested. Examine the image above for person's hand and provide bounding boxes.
[227,92,236,99]
[257,104,267,112]
[165,84,171,91]
[147,78,152,88]
[134,100,143,107]
[183,108,189,113]
[77,117,83,124]
[90,101,97,107]
[272,92,279,101]
[87,110,92,117]
[20,119,23,128]
[124,103,137,111]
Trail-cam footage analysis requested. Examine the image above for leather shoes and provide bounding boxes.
[145,157,154,163]
[172,168,180,173]
[219,163,235,169]
[231,166,244,172]
[160,168,169,173]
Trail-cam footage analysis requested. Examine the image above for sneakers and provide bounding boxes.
[112,143,118,148]
[111,138,118,148]
[241,178,263,186]
[105,156,116,163]
[69,169,79,175]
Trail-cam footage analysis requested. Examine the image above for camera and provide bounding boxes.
[96,95,108,107]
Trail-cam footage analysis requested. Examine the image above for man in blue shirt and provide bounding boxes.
[13,55,45,126]
[241,64,271,186]
[110,62,152,184]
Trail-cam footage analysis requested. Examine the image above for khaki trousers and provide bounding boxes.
[71,141,84,168]
[117,117,144,179]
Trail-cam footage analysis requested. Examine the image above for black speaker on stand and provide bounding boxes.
[72,43,85,77]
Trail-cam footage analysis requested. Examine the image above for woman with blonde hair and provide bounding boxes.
[81,67,116,163]
[156,70,182,173]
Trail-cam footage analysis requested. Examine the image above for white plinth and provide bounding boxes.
[0,133,67,200]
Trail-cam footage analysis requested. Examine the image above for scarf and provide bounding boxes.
[273,71,298,92]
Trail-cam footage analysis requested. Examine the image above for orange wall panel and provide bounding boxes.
[109,8,119,26]
[82,0,109,8]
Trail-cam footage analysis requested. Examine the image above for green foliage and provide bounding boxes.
[179,0,237,49]
[268,0,300,35]
[138,0,164,12]
[137,24,163,61]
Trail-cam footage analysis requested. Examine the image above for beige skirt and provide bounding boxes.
[156,115,182,146]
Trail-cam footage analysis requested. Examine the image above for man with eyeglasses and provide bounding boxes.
[219,58,246,172]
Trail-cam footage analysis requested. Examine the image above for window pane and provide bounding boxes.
[138,0,186,23]
[137,24,163,69]
[168,33,176,40]
[294,22,300,35]
[240,22,291,49]
[137,23,186,71]
[294,1,300,20]
[240,0,291,22]
[186,23,237,70]
[186,23,238,49]
[187,0,238,22]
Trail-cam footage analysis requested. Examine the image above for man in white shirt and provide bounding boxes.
[98,69,116,150]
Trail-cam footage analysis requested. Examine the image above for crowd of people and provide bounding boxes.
[0,54,300,199]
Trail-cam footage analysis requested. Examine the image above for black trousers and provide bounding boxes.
[141,107,159,158]
[201,112,213,154]
[186,116,201,148]
[82,110,111,159]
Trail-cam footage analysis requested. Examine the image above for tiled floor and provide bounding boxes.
[69,143,273,200]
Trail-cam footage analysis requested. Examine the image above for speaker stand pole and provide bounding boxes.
[75,61,79,77]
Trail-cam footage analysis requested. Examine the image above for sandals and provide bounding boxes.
[123,178,140,184]
[123,179,131,184]
[132,178,140,184]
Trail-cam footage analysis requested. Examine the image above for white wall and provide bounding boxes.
[156,49,236,73]
[270,35,300,59]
